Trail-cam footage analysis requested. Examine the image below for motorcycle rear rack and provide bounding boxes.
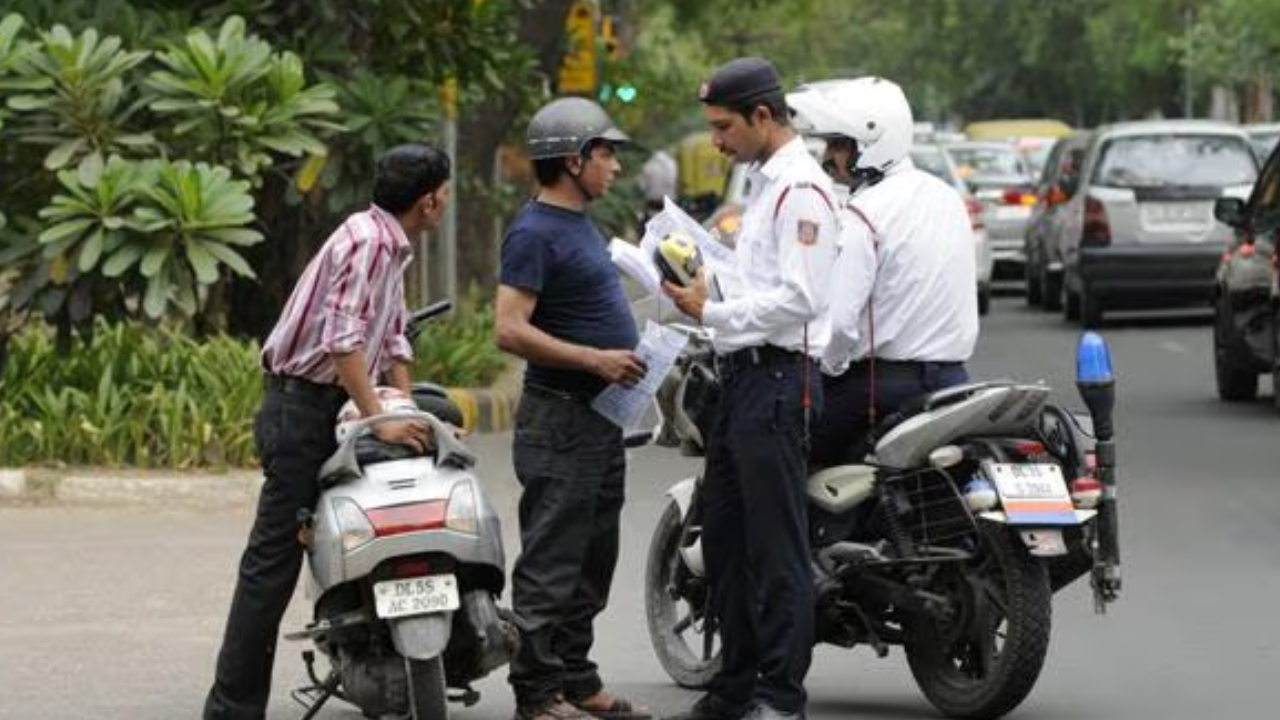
[284,608,371,641]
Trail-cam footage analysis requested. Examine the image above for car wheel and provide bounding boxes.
[1273,308,1280,414]
[1080,290,1103,328]
[1025,260,1042,306]
[1214,299,1259,402]
[1041,267,1063,312]
[1062,281,1080,321]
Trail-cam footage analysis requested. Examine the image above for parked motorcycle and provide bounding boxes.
[286,301,517,720]
[644,326,1121,720]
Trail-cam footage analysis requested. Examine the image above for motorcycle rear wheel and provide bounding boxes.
[405,655,448,720]
[904,524,1051,720]
[644,501,722,689]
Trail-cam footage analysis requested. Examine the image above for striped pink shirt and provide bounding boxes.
[261,204,414,385]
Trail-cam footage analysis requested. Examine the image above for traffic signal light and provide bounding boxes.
[601,15,620,60]
[615,84,637,103]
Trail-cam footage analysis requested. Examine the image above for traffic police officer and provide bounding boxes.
[663,56,839,720]
[795,77,979,466]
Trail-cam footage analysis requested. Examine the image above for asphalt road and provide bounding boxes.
[1,297,1277,720]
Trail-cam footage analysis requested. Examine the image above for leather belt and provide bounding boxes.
[524,382,598,405]
[714,345,812,376]
[846,359,964,378]
[263,374,348,406]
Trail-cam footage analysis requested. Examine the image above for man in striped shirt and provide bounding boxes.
[203,144,450,720]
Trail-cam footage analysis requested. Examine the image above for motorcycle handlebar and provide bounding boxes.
[406,300,453,341]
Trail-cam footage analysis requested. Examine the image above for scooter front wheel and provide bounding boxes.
[405,655,448,720]
[644,501,722,688]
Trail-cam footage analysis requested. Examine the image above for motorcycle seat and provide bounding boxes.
[874,380,1018,436]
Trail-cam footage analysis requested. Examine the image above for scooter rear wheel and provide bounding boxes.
[405,655,448,720]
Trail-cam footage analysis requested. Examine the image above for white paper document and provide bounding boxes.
[639,197,737,289]
[591,320,689,431]
[609,237,662,296]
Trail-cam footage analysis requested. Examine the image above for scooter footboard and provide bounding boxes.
[389,613,452,660]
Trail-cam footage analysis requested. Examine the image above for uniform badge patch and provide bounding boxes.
[797,220,819,246]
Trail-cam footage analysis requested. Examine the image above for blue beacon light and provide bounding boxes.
[1076,331,1114,385]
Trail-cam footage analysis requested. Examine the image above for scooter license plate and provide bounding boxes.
[988,462,1077,525]
[373,573,460,619]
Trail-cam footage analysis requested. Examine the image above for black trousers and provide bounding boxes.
[702,357,819,714]
[508,388,626,709]
[204,377,346,720]
[809,360,969,467]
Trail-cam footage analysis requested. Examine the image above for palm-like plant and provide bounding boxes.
[5,23,152,170]
[144,16,342,183]
[130,160,263,319]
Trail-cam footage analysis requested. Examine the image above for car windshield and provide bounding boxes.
[1250,132,1279,163]
[911,146,957,185]
[947,145,1028,180]
[1020,143,1055,177]
[1093,134,1257,187]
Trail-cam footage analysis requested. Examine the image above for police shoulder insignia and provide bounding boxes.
[797,219,819,246]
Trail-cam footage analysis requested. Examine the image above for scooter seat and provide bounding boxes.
[354,436,426,465]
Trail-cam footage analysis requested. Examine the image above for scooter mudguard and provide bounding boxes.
[665,476,698,518]
[389,613,453,660]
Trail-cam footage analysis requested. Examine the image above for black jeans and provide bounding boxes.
[809,360,969,467]
[508,388,626,709]
[702,358,819,714]
[203,379,346,720]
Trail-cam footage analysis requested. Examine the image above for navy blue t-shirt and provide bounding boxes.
[500,200,638,396]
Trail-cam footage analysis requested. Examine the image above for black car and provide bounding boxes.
[1211,140,1280,406]
[1024,132,1090,310]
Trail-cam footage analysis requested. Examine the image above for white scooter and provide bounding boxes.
[286,301,517,720]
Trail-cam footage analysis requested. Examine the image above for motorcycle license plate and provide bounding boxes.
[988,463,1077,525]
[373,574,460,619]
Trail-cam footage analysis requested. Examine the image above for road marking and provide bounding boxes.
[1158,341,1188,354]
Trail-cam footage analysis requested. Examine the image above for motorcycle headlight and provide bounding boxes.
[332,497,375,551]
[446,480,479,535]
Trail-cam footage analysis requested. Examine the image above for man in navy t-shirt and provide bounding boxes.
[495,97,651,720]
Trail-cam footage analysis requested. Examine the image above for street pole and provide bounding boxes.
[1183,7,1193,118]
[440,77,459,303]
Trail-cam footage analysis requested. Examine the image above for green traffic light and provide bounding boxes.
[616,84,637,103]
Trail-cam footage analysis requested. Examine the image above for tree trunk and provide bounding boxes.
[455,0,577,295]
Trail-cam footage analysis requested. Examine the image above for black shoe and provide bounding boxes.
[667,694,748,720]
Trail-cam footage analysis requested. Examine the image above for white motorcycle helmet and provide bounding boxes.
[335,386,418,444]
[791,76,914,176]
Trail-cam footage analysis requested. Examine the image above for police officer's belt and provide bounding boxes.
[714,345,811,376]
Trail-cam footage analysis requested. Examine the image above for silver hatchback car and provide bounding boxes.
[1055,120,1258,327]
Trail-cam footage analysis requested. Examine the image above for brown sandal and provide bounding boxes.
[569,691,653,720]
[516,699,601,720]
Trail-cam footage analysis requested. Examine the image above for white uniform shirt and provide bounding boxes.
[702,136,840,356]
[821,157,979,375]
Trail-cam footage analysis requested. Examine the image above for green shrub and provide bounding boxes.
[0,320,260,468]
[411,303,506,389]
[0,308,506,468]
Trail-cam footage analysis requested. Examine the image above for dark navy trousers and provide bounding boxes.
[702,356,819,714]
[809,359,969,467]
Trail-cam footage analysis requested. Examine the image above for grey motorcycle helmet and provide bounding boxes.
[526,96,630,160]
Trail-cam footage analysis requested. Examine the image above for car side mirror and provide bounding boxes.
[1046,185,1070,205]
[1213,197,1248,228]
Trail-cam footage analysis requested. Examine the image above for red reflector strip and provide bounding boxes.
[367,501,448,537]
[390,559,432,578]
[1015,441,1045,456]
